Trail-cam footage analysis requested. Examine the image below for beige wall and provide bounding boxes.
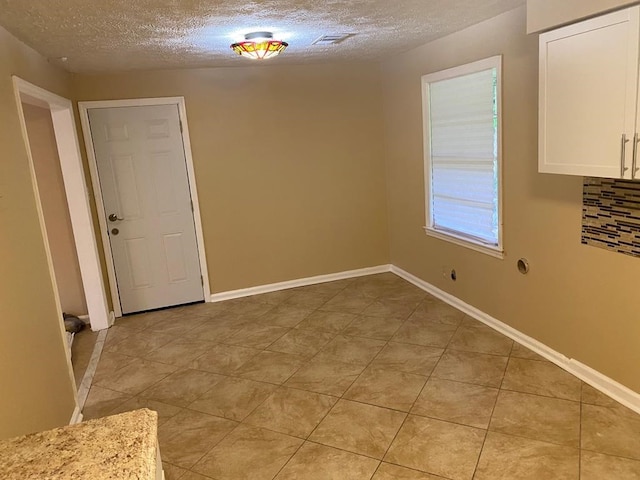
[23,103,88,316]
[527,0,637,32]
[0,26,77,439]
[72,64,390,293]
[381,6,640,392]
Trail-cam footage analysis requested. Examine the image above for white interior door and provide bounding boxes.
[88,104,204,314]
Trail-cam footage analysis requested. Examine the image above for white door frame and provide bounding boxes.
[12,77,112,332]
[78,97,211,317]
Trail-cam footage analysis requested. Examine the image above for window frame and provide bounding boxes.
[421,55,504,259]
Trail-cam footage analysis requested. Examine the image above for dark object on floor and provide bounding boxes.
[63,313,85,334]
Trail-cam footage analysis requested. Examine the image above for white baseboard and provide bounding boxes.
[390,265,640,415]
[210,265,392,303]
[69,405,83,424]
[568,360,640,414]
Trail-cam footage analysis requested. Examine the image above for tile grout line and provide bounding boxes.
[469,342,513,479]
[360,294,435,476]
[407,309,466,416]
[187,282,354,479]
[187,421,238,477]
[478,348,585,451]
[269,278,424,478]
[579,446,640,464]
[220,287,426,468]
[248,277,384,480]
[334,288,426,410]
[268,439,307,480]
[95,280,364,475]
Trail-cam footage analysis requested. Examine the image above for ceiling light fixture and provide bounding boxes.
[230,32,288,60]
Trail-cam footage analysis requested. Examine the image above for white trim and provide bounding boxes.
[210,265,392,302]
[12,77,111,332]
[69,406,83,425]
[77,328,108,412]
[78,97,211,317]
[568,360,640,413]
[176,98,211,301]
[421,55,504,258]
[422,227,505,259]
[77,106,120,316]
[390,265,640,415]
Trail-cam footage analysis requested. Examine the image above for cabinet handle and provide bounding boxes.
[621,134,630,178]
[634,133,640,180]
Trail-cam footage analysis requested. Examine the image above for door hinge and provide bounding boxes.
[190,200,194,212]
[179,120,183,133]
[200,275,204,286]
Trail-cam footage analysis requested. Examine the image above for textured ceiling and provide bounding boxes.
[0,0,525,73]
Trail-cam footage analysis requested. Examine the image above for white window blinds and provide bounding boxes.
[424,61,501,249]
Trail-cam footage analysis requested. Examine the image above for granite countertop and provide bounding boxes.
[0,408,158,480]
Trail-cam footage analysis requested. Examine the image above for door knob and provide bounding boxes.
[108,213,124,222]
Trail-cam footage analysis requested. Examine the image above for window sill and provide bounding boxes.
[423,227,504,259]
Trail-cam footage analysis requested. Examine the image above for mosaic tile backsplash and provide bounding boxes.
[582,177,640,257]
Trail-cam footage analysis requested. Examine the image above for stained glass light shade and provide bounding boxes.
[231,32,288,60]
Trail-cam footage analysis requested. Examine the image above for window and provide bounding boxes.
[422,56,503,258]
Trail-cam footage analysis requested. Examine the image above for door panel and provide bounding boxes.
[539,7,640,177]
[163,233,188,283]
[151,152,179,216]
[88,104,204,314]
[105,122,130,142]
[112,154,143,218]
[125,237,152,288]
[146,119,170,138]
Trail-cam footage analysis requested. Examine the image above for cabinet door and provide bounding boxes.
[539,7,640,178]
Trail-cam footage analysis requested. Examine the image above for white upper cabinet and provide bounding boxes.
[539,6,640,179]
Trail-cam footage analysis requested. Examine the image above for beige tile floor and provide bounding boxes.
[82,273,640,480]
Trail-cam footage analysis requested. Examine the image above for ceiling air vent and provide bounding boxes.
[311,34,355,46]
